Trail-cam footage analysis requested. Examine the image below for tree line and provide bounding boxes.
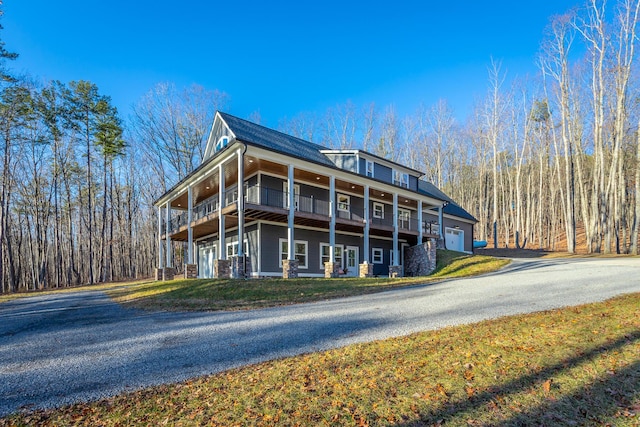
[1,0,639,293]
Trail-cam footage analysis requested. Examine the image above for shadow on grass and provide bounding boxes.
[395,329,640,426]
[495,359,640,426]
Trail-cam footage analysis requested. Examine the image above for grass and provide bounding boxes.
[106,250,509,311]
[3,292,638,426]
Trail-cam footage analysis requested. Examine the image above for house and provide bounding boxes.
[154,112,477,280]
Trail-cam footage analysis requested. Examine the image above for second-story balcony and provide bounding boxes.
[163,183,441,242]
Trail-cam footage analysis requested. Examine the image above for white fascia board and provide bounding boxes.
[154,142,242,207]
[202,112,237,162]
[357,151,424,177]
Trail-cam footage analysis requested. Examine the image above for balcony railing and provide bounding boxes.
[298,193,330,216]
[422,221,440,236]
[193,195,218,221]
[164,183,442,237]
[336,205,364,222]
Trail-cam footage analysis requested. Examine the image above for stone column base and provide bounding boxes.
[229,256,246,279]
[155,268,163,281]
[324,261,339,278]
[184,263,197,279]
[282,259,299,279]
[162,267,175,281]
[388,265,403,278]
[214,259,231,279]
[359,262,373,278]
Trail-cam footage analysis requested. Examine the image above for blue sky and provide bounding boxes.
[4,0,580,126]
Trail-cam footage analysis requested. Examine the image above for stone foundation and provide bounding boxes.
[324,261,339,278]
[359,262,373,278]
[214,259,231,279]
[229,255,252,279]
[162,267,175,281]
[184,263,197,279]
[282,259,299,279]
[155,268,163,281]
[404,238,437,277]
[388,265,403,278]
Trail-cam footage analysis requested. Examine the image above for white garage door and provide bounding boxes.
[445,228,464,252]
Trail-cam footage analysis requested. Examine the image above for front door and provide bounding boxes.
[345,246,359,277]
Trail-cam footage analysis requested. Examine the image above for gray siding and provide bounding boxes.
[424,211,473,252]
[409,176,418,191]
[300,182,329,201]
[375,163,392,183]
[370,238,393,276]
[260,223,365,273]
[261,174,284,191]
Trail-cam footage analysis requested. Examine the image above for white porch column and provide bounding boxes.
[438,204,444,239]
[417,200,423,243]
[363,185,370,263]
[237,148,245,257]
[392,193,398,266]
[287,164,295,260]
[219,163,226,260]
[329,176,336,262]
[165,201,172,267]
[157,206,164,268]
[187,186,193,264]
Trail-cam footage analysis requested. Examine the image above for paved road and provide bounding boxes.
[1,257,639,416]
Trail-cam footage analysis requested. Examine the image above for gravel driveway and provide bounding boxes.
[1,257,639,416]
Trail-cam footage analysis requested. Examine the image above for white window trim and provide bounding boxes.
[366,160,374,177]
[337,194,350,212]
[393,170,409,188]
[320,243,330,270]
[320,243,345,270]
[279,238,308,269]
[226,239,249,257]
[372,247,384,264]
[373,202,385,219]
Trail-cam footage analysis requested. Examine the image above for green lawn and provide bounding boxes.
[107,250,509,311]
[4,292,638,426]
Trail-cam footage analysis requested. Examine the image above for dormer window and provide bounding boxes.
[393,170,409,188]
[366,160,374,177]
[215,136,229,153]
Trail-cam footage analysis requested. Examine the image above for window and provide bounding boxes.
[320,243,344,269]
[373,202,385,219]
[226,240,249,257]
[334,245,343,268]
[393,170,409,188]
[320,243,330,268]
[215,136,229,153]
[337,194,350,212]
[279,239,308,269]
[366,160,374,177]
[398,208,410,229]
[372,248,384,264]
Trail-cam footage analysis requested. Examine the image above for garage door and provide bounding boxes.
[445,228,464,252]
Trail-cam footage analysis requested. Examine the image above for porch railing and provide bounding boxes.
[165,183,441,237]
